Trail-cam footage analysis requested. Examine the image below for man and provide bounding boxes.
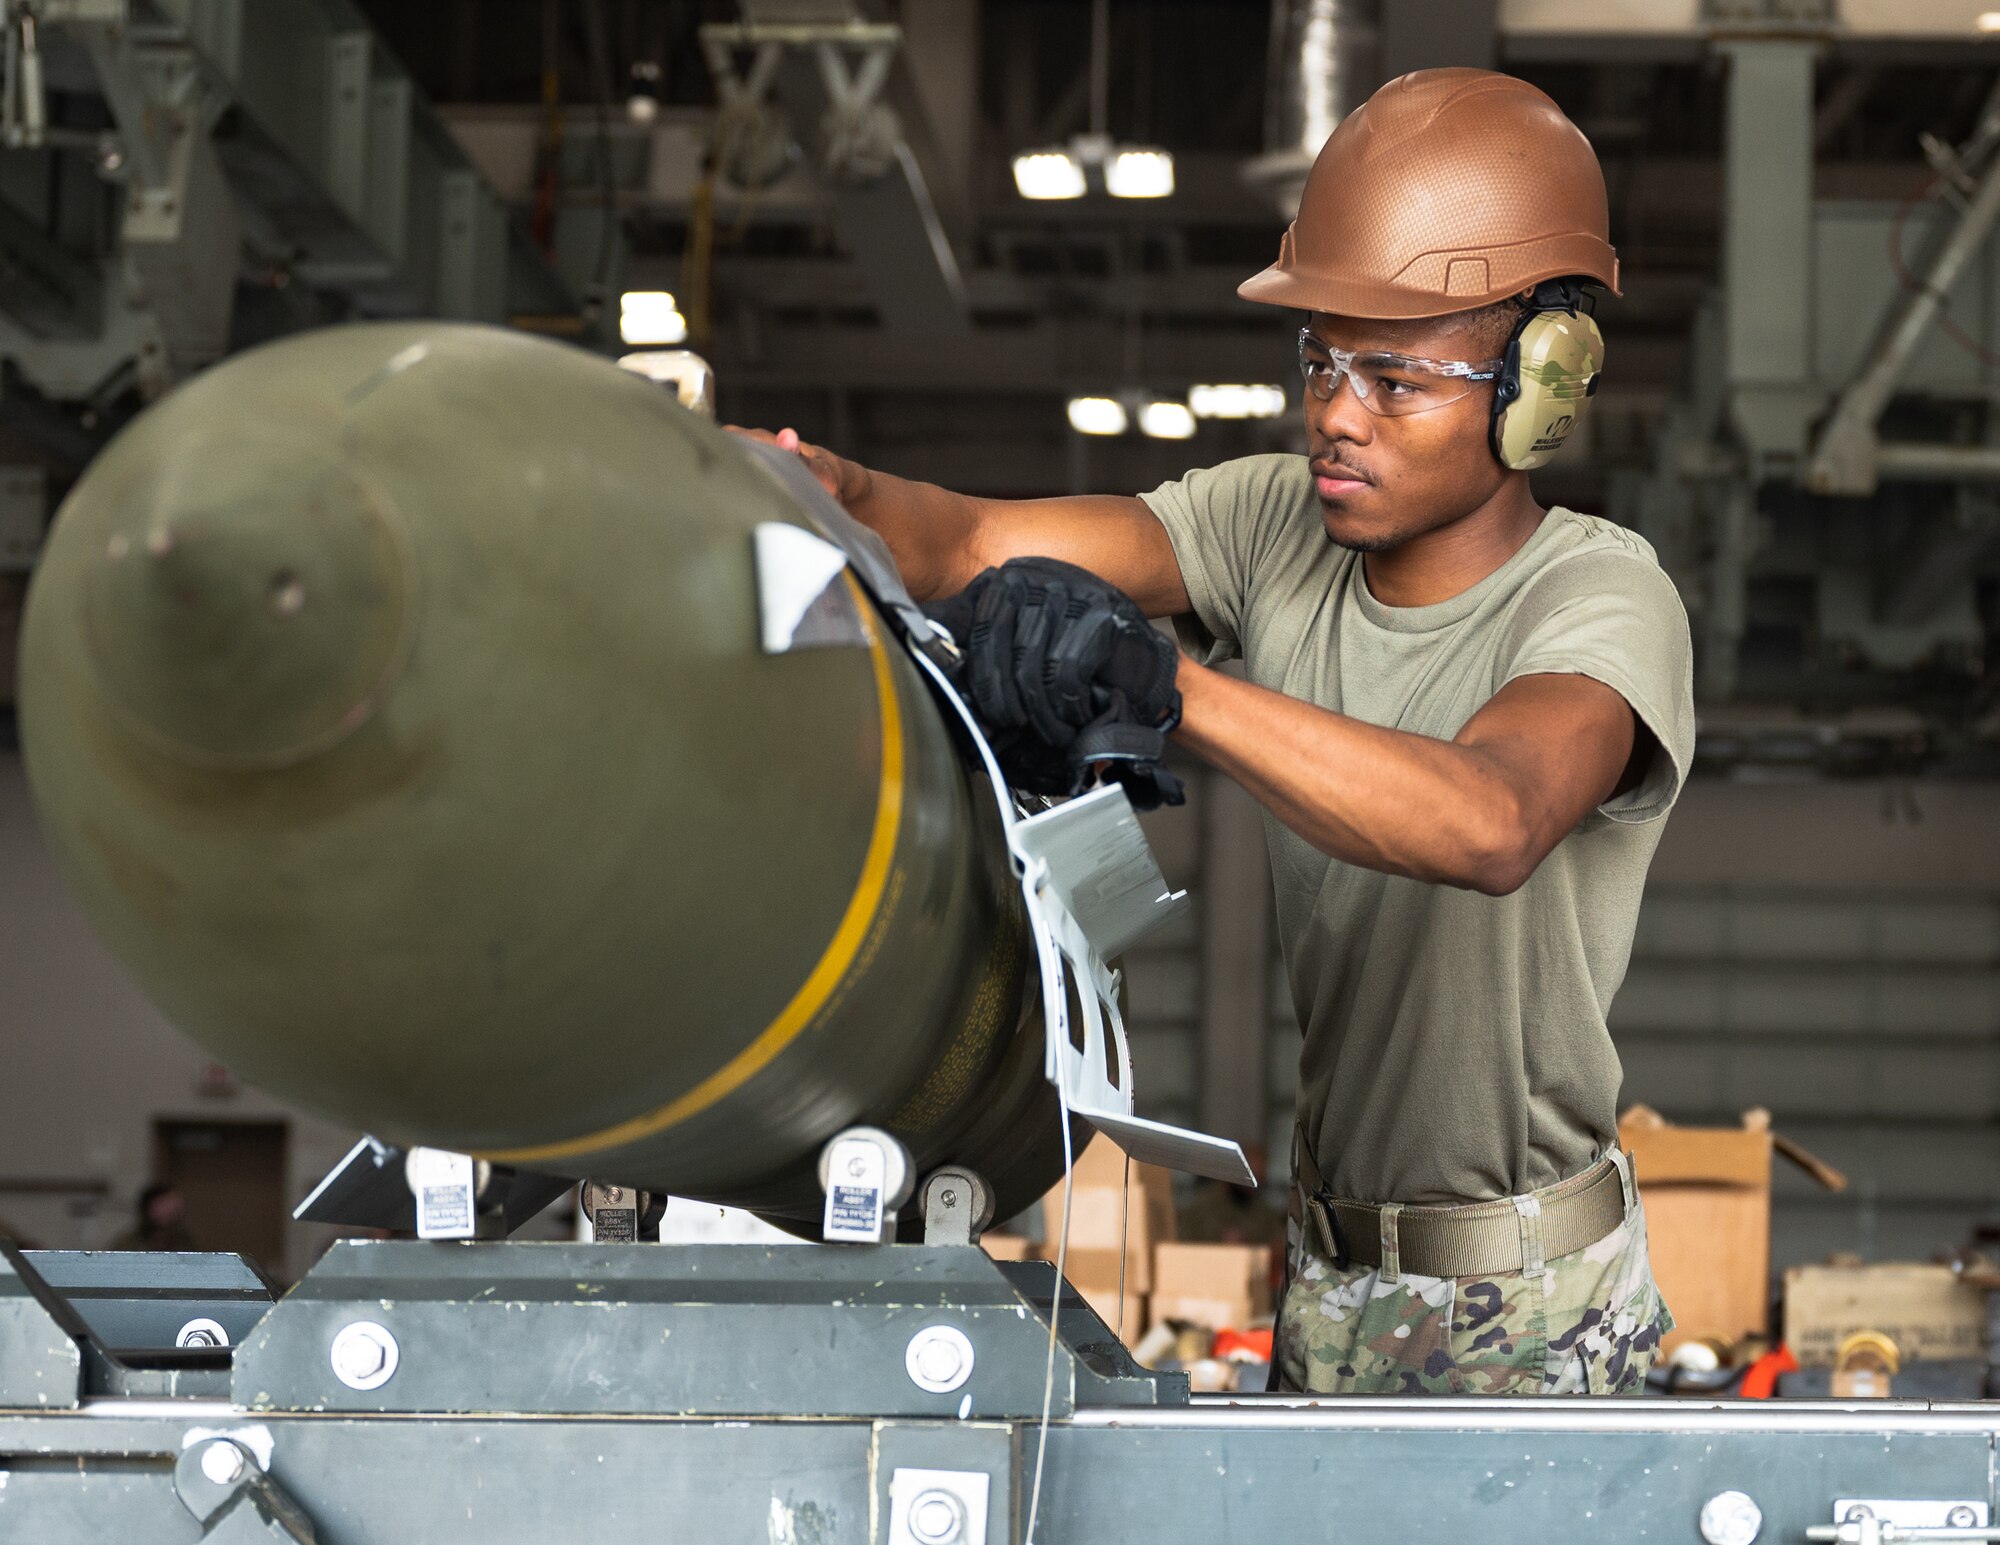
[737,68,1693,1396]
[111,1182,198,1252]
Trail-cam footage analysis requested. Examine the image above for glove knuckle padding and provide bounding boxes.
[1010,586,1071,745]
[968,582,1027,726]
[921,556,1186,809]
[1048,611,1114,722]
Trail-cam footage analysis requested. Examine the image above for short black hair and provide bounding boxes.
[1455,298,1523,359]
[1454,277,1597,358]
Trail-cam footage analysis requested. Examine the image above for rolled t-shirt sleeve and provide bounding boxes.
[1499,548,1696,823]
[1138,454,1304,665]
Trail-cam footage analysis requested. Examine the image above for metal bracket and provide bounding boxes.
[174,1436,318,1542]
[698,25,790,112]
[0,1241,84,1410]
[1808,1501,1997,1545]
[21,1250,274,1352]
[737,434,1252,1188]
[920,1167,995,1247]
[620,349,717,417]
[581,1181,667,1242]
[6,0,238,395]
[811,35,900,181]
[294,1136,573,1238]
[917,643,1251,1185]
[698,19,904,181]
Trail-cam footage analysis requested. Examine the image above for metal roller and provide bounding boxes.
[18,322,1072,1227]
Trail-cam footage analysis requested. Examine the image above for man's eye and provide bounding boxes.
[1375,375,1423,396]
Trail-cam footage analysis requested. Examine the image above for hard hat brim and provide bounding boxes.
[1237,238,1622,321]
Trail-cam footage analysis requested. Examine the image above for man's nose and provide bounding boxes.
[1308,369,1376,445]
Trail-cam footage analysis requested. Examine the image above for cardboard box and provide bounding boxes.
[1022,1245,1143,1299]
[1033,1134,1176,1292]
[983,1234,1145,1338]
[1784,1264,1986,1367]
[1619,1105,1844,1356]
[1151,1241,1273,1332]
[1050,1242,1147,1340]
[1068,1282,1147,1340]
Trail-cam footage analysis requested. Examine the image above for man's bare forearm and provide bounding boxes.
[846,470,1191,611]
[838,464,993,601]
[1174,661,1635,896]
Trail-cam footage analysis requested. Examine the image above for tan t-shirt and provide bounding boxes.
[1142,454,1695,1205]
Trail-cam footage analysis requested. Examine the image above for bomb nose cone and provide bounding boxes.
[80,436,413,768]
[19,321,1065,1226]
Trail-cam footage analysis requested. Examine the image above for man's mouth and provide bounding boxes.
[1311,460,1372,499]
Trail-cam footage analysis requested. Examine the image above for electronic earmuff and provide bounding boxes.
[1489,278,1605,472]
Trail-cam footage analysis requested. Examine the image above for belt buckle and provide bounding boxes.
[1310,1190,1350,1271]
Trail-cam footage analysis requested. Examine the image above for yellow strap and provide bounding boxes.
[477,573,905,1165]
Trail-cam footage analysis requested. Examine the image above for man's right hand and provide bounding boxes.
[724,425,870,509]
[923,557,1185,809]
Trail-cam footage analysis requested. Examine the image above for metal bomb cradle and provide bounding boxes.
[4,331,1998,1541]
[4,1234,1998,1544]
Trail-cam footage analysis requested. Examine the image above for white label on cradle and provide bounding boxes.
[822,1135,889,1244]
[410,1148,477,1239]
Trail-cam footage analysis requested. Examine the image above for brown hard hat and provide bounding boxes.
[1239,68,1619,320]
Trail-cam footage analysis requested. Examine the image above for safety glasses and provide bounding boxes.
[1296,329,1504,418]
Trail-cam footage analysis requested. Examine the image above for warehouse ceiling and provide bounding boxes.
[342,2,2000,495]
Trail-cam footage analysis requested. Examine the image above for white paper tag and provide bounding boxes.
[821,1134,888,1244]
[409,1148,477,1240]
[754,522,856,654]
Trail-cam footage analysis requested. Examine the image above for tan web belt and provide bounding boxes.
[1290,1128,1635,1280]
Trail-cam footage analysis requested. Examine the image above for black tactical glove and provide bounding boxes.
[923,557,1185,810]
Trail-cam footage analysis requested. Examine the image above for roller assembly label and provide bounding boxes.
[828,1185,883,1237]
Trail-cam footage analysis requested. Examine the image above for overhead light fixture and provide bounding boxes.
[1012,149,1087,201]
[1105,148,1175,200]
[1981,9,2000,29]
[628,59,663,123]
[1138,400,1197,440]
[620,290,688,346]
[1012,0,1177,203]
[1189,383,1288,420]
[1066,396,1128,436]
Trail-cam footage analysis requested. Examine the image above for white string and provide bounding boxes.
[1114,1151,1131,1343]
[1022,1082,1074,1545]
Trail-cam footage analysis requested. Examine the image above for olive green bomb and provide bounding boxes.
[20,323,1069,1227]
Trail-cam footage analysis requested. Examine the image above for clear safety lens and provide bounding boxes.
[1296,330,1503,418]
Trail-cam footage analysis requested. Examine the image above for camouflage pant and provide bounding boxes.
[1274,1198,1673,1396]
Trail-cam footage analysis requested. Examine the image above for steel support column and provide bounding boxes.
[1717,37,1818,462]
